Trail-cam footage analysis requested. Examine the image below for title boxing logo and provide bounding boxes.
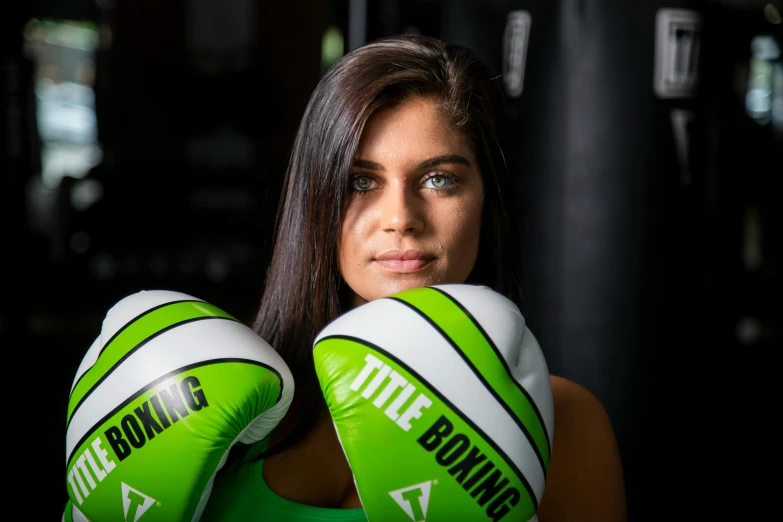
[389,481,434,522]
[351,353,522,522]
[67,375,209,505]
[122,482,156,522]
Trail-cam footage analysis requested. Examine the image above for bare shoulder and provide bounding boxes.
[549,375,610,421]
[537,376,627,522]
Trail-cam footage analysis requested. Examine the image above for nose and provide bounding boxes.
[378,182,424,235]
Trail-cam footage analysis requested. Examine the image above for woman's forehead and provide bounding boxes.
[355,97,475,168]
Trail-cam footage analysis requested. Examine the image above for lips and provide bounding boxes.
[374,250,435,273]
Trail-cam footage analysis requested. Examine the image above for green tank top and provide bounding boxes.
[201,441,368,522]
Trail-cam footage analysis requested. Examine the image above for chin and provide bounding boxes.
[369,276,445,301]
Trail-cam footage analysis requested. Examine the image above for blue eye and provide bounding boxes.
[422,174,456,189]
[351,176,374,191]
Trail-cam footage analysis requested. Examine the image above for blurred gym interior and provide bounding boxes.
[2,0,780,519]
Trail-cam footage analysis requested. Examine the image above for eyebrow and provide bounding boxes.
[352,154,472,171]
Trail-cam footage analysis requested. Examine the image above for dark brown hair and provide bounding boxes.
[247,34,521,460]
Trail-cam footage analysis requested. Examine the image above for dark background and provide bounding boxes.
[3,0,781,519]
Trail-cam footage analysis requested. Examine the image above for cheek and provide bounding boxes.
[439,195,483,271]
[339,202,372,270]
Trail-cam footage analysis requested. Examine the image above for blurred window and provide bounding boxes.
[745,34,781,132]
[23,18,103,188]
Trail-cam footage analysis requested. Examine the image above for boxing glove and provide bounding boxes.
[313,284,554,522]
[62,500,87,522]
[64,290,294,522]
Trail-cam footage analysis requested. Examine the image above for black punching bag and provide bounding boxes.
[508,1,706,520]
[438,0,707,519]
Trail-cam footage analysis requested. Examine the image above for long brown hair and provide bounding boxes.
[249,34,522,459]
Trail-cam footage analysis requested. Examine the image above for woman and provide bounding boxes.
[203,34,626,521]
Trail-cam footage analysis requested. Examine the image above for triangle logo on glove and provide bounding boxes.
[389,480,434,522]
[121,482,157,522]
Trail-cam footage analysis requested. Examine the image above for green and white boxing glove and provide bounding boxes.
[314,284,554,522]
[64,290,294,522]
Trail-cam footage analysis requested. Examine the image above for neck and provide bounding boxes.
[263,397,361,508]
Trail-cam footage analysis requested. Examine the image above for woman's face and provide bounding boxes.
[339,96,485,307]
